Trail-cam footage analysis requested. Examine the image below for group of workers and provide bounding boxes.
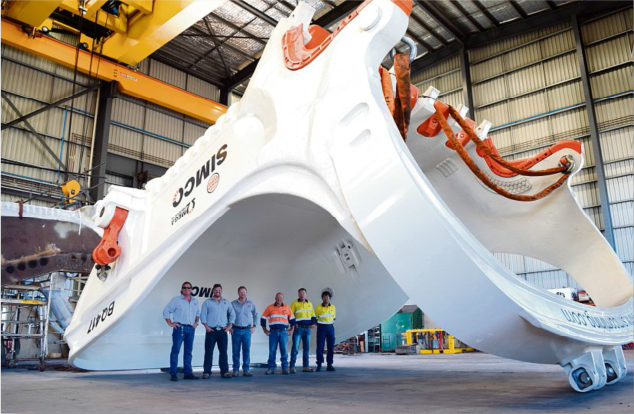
[162,282,337,381]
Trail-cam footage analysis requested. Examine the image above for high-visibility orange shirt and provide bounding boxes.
[260,302,295,329]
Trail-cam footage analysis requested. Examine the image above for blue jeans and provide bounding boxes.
[231,328,252,372]
[290,325,312,368]
[169,325,195,375]
[204,329,229,374]
[267,328,289,370]
[316,324,335,367]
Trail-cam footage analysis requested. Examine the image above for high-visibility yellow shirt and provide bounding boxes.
[315,303,336,324]
[290,299,316,326]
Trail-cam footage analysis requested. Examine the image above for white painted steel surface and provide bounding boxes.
[53,1,633,392]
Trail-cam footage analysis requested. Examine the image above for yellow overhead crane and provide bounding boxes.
[1,0,228,124]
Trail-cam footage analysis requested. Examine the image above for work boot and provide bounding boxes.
[327,365,336,372]
[289,367,296,374]
[303,367,314,372]
[170,374,178,381]
[265,369,274,375]
[232,371,239,377]
[282,369,289,375]
[202,373,211,379]
[183,374,200,380]
[315,365,322,372]
[243,371,253,377]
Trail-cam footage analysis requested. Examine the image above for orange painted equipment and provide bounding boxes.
[393,53,412,141]
[445,117,476,150]
[433,105,573,202]
[1,19,226,125]
[475,138,582,178]
[282,0,412,71]
[92,207,129,266]
[417,100,449,137]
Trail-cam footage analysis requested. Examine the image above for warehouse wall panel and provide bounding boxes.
[105,173,133,195]
[582,10,629,44]
[149,59,187,90]
[508,91,547,122]
[506,42,541,71]
[144,137,182,167]
[144,109,184,143]
[543,53,579,85]
[109,126,144,159]
[183,123,207,146]
[606,174,633,203]
[475,102,509,128]
[470,55,504,83]
[590,66,634,99]
[469,23,569,63]
[509,117,550,152]
[473,77,506,107]
[595,96,633,130]
[549,107,588,140]
[540,29,575,57]
[545,80,583,110]
[493,253,526,274]
[488,128,512,150]
[572,182,600,207]
[1,60,54,102]
[569,166,596,186]
[1,44,58,73]
[50,77,97,111]
[614,228,634,262]
[600,127,634,162]
[586,35,633,73]
[112,98,146,129]
[611,202,634,227]
[429,71,462,95]
[411,55,460,84]
[186,75,220,102]
[506,64,545,97]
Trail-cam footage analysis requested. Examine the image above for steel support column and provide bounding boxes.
[219,87,230,106]
[459,48,474,114]
[90,82,116,202]
[571,15,615,248]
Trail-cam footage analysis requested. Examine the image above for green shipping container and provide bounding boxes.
[380,305,423,352]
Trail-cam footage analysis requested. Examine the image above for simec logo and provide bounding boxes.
[173,144,228,208]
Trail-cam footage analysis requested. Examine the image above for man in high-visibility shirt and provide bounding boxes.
[261,292,295,375]
[289,288,317,373]
[315,291,336,372]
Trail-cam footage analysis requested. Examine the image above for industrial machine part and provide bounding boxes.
[404,329,475,354]
[1,204,103,285]
[3,0,628,393]
[61,180,81,205]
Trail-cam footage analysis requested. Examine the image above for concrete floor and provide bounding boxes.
[1,352,632,414]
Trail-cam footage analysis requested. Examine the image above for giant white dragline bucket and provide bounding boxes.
[60,0,632,393]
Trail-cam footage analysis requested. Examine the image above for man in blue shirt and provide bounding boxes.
[230,286,258,376]
[201,284,235,379]
[162,281,200,381]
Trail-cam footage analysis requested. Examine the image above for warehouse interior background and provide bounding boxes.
[0,1,632,406]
